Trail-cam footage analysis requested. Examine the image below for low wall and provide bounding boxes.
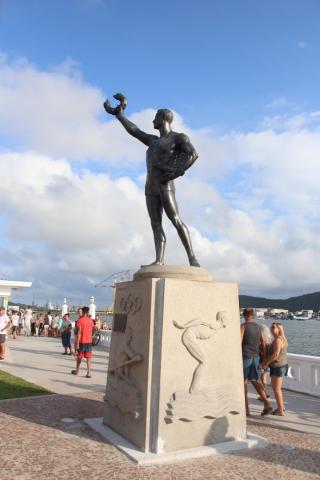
[285,353,320,398]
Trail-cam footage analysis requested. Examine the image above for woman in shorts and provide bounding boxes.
[261,322,288,416]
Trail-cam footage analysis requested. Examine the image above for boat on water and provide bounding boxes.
[292,310,315,321]
[292,315,312,321]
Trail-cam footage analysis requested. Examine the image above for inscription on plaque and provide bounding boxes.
[113,313,127,333]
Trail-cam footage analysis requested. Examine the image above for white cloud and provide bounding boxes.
[1,53,320,303]
[2,147,320,305]
[0,53,149,165]
[261,111,320,131]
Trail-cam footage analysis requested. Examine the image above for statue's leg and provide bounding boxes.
[161,190,200,267]
[146,194,166,265]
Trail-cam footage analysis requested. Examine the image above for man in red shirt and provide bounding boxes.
[71,306,94,378]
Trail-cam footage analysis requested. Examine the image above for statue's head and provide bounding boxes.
[153,108,173,129]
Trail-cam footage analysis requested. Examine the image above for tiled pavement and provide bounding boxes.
[0,391,319,480]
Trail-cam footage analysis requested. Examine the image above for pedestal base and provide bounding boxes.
[104,265,246,453]
[85,417,267,464]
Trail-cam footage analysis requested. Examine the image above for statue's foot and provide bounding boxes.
[141,260,164,267]
[189,256,200,267]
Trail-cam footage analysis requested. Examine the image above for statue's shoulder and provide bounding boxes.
[172,131,190,144]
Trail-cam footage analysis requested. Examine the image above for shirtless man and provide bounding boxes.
[104,95,200,267]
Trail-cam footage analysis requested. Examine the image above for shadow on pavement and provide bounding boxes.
[0,392,108,444]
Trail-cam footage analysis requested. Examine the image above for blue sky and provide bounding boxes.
[1,0,319,130]
[0,0,320,305]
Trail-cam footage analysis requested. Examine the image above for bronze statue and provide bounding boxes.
[104,94,200,267]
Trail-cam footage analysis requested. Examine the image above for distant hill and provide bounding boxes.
[8,301,29,309]
[239,291,320,311]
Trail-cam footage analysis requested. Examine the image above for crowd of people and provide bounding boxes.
[241,307,289,417]
[0,306,110,363]
[1,307,109,339]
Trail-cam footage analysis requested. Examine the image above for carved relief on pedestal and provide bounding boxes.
[119,294,142,315]
[167,311,241,422]
[173,311,227,394]
[106,326,143,419]
[165,386,242,423]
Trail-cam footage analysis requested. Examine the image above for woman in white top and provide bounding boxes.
[24,307,32,336]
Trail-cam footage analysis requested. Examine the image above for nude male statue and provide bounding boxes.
[104,94,200,267]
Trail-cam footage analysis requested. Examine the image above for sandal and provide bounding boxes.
[85,373,91,378]
[272,409,285,416]
[261,406,273,416]
[71,370,78,375]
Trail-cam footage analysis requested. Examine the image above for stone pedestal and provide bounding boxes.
[103,266,246,454]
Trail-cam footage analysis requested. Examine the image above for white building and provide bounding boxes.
[0,280,32,310]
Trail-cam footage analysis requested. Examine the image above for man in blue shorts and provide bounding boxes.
[241,308,272,417]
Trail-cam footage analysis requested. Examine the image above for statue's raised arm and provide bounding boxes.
[104,93,156,147]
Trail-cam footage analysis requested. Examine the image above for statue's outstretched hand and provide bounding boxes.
[104,99,118,115]
[104,93,127,116]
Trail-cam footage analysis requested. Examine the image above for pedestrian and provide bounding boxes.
[257,324,272,401]
[73,308,82,355]
[44,313,50,337]
[10,310,19,339]
[31,312,37,336]
[95,313,102,330]
[24,307,32,336]
[0,306,10,360]
[57,316,63,337]
[61,313,72,355]
[71,306,94,378]
[18,311,24,335]
[38,313,45,336]
[241,308,272,417]
[261,322,288,416]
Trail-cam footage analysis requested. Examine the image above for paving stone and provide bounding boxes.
[0,392,319,480]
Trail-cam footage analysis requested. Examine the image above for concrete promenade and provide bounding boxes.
[0,336,319,479]
[0,334,108,394]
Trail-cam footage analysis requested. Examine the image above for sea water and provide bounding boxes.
[253,317,320,356]
[71,313,320,357]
